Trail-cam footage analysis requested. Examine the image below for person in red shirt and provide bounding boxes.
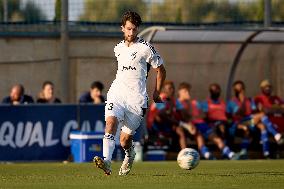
[147,81,187,150]
[178,82,238,160]
[227,80,283,158]
[176,82,213,159]
[202,83,228,139]
[255,79,284,134]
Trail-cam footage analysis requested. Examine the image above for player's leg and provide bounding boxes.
[255,113,283,144]
[195,131,213,159]
[256,123,270,158]
[174,126,187,149]
[119,110,143,176]
[94,100,123,175]
[236,123,251,159]
[209,133,238,160]
[94,116,118,175]
[119,131,136,176]
[103,116,118,161]
[195,123,213,159]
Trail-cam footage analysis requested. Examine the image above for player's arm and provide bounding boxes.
[153,64,166,103]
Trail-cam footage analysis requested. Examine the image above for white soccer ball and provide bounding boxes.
[177,148,200,170]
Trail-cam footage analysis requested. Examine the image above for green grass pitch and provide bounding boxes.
[1,160,284,189]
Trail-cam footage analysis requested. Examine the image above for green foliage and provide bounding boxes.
[54,0,61,21]
[79,0,284,23]
[21,1,46,22]
[0,0,45,22]
[79,0,146,22]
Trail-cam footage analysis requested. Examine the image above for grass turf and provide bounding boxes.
[1,160,284,189]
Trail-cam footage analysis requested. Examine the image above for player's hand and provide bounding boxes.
[153,90,162,103]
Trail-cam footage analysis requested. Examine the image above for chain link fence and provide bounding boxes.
[0,0,283,35]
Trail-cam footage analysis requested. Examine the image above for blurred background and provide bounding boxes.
[0,0,284,162]
[0,0,283,102]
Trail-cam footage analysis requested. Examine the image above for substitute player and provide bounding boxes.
[94,11,166,176]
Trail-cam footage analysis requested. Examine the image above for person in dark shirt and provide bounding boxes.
[37,81,61,103]
[79,81,105,104]
[2,84,34,105]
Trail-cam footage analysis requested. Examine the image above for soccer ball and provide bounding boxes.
[177,148,200,170]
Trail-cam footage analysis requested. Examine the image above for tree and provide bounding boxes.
[54,0,61,21]
[21,1,46,22]
[0,0,46,22]
[79,0,146,22]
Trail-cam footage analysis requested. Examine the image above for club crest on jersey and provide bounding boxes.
[122,66,137,71]
[131,51,137,60]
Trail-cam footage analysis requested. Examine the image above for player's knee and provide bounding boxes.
[176,127,185,137]
[120,135,131,149]
[257,124,266,130]
[105,117,118,133]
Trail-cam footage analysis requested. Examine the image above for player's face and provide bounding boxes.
[210,85,221,99]
[262,85,272,96]
[233,83,244,97]
[178,88,190,100]
[121,21,139,43]
[163,84,175,98]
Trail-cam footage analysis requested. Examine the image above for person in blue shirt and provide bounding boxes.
[199,83,239,159]
[227,80,282,158]
[79,81,105,104]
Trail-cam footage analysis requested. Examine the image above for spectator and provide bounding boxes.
[176,82,213,159]
[147,81,187,150]
[227,80,282,158]
[178,82,237,160]
[2,84,34,105]
[37,81,61,103]
[79,81,105,104]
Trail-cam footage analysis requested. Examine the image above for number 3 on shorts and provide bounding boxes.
[107,102,114,110]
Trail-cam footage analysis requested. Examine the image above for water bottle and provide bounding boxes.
[134,142,143,162]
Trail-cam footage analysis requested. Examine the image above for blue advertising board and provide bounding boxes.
[0,104,105,161]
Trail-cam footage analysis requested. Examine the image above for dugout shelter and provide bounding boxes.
[139,27,284,101]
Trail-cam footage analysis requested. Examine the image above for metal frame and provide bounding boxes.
[139,27,284,101]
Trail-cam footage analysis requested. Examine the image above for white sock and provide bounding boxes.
[103,133,115,161]
[124,142,134,157]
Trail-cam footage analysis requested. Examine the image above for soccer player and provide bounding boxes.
[176,82,213,160]
[202,83,228,140]
[94,11,166,176]
[254,79,284,136]
[177,82,238,160]
[227,80,281,158]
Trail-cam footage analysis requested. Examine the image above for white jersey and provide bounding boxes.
[107,37,163,108]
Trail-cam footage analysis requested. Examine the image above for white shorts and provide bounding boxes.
[105,80,148,135]
[105,99,144,135]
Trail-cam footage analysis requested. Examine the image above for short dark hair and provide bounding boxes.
[178,82,191,92]
[121,11,142,27]
[209,83,221,91]
[91,81,104,91]
[42,81,54,89]
[233,80,245,89]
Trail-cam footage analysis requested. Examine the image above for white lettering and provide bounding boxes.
[28,122,44,147]
[62,120,78,146]
[95,120,104,132]
[15,122,32,148]
[0,121,16,148]
[81,121,91,132]
[45,121,59,147]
